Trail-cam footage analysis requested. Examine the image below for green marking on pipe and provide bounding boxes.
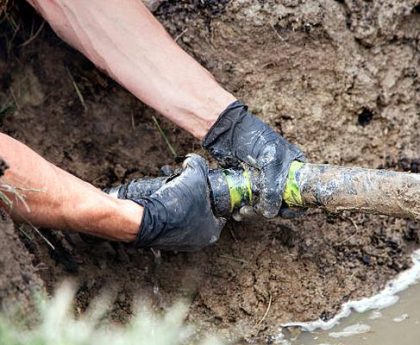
[283,161,304,207]
[224,170,253,212]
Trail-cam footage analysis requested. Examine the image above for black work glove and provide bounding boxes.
[203,100,305,219]
[117,154,225,251]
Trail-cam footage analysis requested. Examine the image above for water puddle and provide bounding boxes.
[276,249,420,345]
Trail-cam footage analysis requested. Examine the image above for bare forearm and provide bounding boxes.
[0,134,141,242]
[28,0,236,139]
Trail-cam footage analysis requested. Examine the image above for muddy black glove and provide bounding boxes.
[112,154,225,251]
[203,100,305,218]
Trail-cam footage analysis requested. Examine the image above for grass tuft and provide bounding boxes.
[152,115,178,159]
[0,282,224,345]
[0,190,12,208]
[66,68,87,111]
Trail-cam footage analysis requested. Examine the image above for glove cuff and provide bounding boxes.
[202,99,247,149]
[202,100,251,167]
[132,198,168,248]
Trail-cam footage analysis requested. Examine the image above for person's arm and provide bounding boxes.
[0,134,223,250]
[27,0,236,140]
[0,133,142,242]
[1,0,233,244]
[26,0,305,219]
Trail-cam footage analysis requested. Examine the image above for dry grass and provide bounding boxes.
[152,116,178,158]
[0,182,31,211]
[0,282,224,345]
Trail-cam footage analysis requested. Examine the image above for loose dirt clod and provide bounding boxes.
[0,0,419,343]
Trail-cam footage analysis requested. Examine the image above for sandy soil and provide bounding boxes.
[0,0,419,342]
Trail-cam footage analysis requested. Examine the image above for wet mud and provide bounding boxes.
[0,0,419,342]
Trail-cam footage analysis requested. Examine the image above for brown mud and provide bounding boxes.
[0,0,419,342]
[0,212,44,323]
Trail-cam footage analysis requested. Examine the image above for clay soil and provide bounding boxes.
[0,0,419,343]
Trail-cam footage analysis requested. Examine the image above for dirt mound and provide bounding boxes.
[0,0,419,342]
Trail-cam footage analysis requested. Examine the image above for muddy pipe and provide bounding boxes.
[110,162,420,220]
[285,162,420,219]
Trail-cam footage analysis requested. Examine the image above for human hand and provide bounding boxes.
[203,101,305,218]
[111,154,225,251]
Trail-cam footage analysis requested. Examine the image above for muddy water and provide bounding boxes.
[281,250,420,345]
[291,283,420,345]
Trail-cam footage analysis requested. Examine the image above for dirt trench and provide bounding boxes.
[0,0,419,342]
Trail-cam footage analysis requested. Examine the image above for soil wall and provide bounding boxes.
[0,0,419,342]
[0,211,45,323]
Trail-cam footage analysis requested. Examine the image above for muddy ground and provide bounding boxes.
[0,0,419,342]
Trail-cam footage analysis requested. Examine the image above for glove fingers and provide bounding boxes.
[183,153,208,171]
[177,153,208,182]
[232,205,257,222]
[213,217,226,236]
[181,154,225,227]
[257,161,286,218]
[257,143,303,218]
[183,154,225,247]
[159,165,174,177]
[288,142,306,162]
